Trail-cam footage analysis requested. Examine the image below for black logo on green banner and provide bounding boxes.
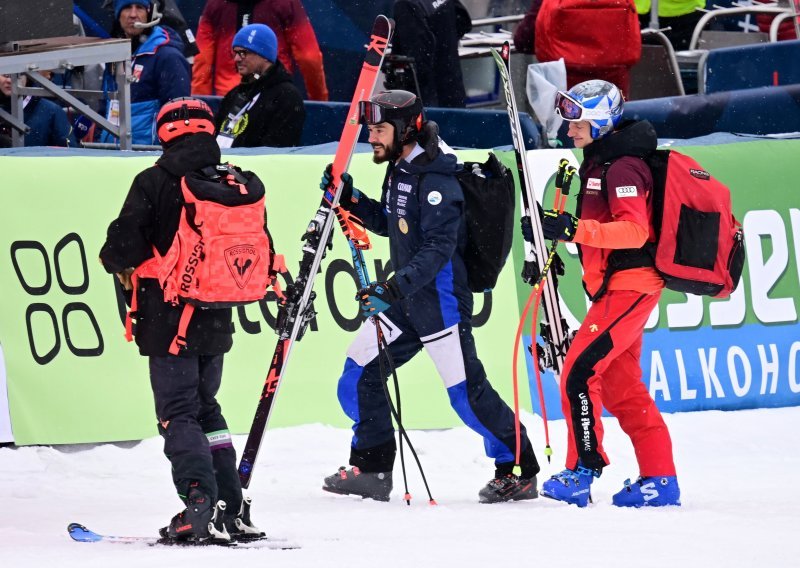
[10,233,103,365]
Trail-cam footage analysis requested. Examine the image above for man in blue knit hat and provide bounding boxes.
[100,0,190,146]
[214,23,305,148]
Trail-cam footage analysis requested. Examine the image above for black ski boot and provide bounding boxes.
[159,485,230,542]
[225,496,265,541]
[322,466,392,502]
[479,474,538,504]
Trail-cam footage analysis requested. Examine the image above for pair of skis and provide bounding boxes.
[490,43,572,462]
[237,15,393,489]
[491,43,571,378]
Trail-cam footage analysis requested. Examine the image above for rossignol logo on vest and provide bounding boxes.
[126,164,281,355]
[180,240,205,294]
[689,168,711,180]
[225,244,261,289]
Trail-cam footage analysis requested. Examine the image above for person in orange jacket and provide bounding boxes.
[191,0,328,100]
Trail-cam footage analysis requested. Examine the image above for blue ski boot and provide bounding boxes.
[612,476,681,507]
[540,465,599,507]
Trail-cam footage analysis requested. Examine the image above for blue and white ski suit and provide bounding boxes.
[337,143,537,477]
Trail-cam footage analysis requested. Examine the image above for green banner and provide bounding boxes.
[4,138,798,445]
[0,149,525,445]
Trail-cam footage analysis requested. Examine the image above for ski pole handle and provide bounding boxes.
[556,165,577,214]
[553,159,570,213]
[562,166,577,197]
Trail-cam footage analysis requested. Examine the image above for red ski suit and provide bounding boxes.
[561,120,676,477]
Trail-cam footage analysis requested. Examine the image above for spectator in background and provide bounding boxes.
[512,0,542,55]
[755,0,797,41]
[100,0,190,146]
[516,0,641,96]
[192,0,328,100]
[389,0,472,108]
[77,0,199,57]
[0,74,79,147]
[215,24,305,148]
[635,0,704,51]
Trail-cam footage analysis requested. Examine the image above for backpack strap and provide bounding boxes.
[592,160,655,301]
[123,255,162,342]
[124,272,138,342]
[169,303,195,356]
[268,253,288,302]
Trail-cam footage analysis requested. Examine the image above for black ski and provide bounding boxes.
[490,42,571,376]
[67,523,299,549]
[237,15,394,489]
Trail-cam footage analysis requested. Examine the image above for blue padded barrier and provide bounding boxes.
[622,84,800,140]
[703,40,800,94]
[198,97,541,150]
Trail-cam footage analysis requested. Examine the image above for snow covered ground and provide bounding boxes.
[1,407,798,568]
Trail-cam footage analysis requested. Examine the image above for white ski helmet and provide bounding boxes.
[554,80,623,139]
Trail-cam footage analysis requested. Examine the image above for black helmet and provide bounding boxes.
[358,90,424,146]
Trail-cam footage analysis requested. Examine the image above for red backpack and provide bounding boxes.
[535,0,641,70]
[128,164,285,354]
[602,150,745,299]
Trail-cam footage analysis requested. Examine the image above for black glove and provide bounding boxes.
[356,278,401,318]
[520,216,534,243]
[320,163,360,209]
[542,209,579,242]
[521,252,565,286]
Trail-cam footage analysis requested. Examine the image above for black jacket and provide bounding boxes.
[215,61,305,148]
[391,0,468,108]
[100,133,234,356]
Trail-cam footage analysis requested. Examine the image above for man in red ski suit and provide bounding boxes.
[525,80,680,508]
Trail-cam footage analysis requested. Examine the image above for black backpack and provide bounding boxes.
[457,153,516,292]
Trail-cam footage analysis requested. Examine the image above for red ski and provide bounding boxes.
[237,15,394,489]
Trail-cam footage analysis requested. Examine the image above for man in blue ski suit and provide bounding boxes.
[101,0,190,145]
[321,90,540,503]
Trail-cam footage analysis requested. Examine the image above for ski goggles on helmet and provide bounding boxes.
[554,91,611,122]
[358,94,423,127]
[358,100,388,125]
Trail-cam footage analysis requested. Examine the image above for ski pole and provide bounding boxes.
[345,215,436,506]
[513,160,576,465]
[531,161,576,460]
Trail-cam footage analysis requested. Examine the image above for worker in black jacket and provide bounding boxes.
[390,0,471,108]
[100,97,263,543]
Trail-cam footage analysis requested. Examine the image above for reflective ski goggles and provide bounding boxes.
[554,91,610,121]
[358,100,391,125]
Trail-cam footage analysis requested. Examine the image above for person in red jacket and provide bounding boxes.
[516,0,641,96]
[523,80,680,508]
[192,0,328,100]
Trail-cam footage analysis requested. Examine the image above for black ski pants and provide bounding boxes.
[149,354,242,512]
